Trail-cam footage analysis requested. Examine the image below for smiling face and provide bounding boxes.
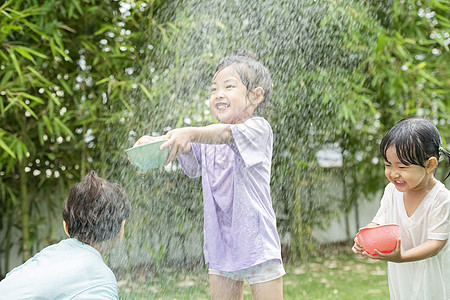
[209,66,260,124]
[384,146,434,194]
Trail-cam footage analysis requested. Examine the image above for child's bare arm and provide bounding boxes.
[161,124,233,164]
[367,238,447,262]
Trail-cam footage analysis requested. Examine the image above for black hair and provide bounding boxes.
[62,171,131,244]
[380,117,450,180]
[214,49,273,111]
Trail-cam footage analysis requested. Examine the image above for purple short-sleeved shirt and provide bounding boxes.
[177,117,282,272]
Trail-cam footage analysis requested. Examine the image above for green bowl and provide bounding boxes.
[125,140,169,171]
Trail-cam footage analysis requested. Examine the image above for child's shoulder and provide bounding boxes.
[249,116,270,124]
[241,117,272,131]
[435,181,450,201]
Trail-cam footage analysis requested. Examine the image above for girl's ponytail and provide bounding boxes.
[440,147,450,180]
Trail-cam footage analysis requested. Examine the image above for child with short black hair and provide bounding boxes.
[352,117,450,299]
[0,171,130,299]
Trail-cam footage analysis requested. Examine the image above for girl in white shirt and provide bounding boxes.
[352,117,450,300]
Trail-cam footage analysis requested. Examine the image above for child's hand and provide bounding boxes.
[133,135,167,147]
[352,236,365,257]
[160,128,193,165]
[364,238,402,262]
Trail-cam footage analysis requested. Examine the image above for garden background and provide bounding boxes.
[0,0,449,298]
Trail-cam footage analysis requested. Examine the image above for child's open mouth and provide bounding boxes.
[216,103,230,111]
[393,180,406,186]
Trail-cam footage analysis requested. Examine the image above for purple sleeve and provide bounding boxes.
[177,143,201,178]
[229,117,272,168]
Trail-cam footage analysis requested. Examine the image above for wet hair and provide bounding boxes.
[380,117,450,180]
[62,171,131,244]
[214,49,273,110]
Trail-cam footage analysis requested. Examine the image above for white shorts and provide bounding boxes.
[208,259,285,285]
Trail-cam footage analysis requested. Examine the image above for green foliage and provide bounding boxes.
[335,0,449,233]
[0,0,177,271]
[1,0,449,276]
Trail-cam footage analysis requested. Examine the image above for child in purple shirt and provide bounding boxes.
[135,50,284,299]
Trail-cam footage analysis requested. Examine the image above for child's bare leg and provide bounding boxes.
[209,274,244,300]
[251,277,283,300]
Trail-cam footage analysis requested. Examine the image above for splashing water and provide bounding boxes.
[101,0,382,297]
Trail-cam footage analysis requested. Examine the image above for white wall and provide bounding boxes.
[313,192,382,243]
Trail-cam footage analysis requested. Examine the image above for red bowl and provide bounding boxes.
[356,224,399,255]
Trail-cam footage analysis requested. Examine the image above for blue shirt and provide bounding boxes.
[0,238,118,299]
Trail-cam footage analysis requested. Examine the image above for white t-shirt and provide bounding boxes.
[372,181,450,300]
[0,238,118,299]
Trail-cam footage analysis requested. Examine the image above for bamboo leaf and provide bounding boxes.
[415,62,426,69]
[95,78,110,85]
[21,19,47,38]
[58,79,73,96]
[27,66,54,86]
[51,37,72,62]
[12,46,36,63]
[53,117,75,140]
[94,25,114,36]
[16,46,48,59]
[0,95,4,116]
[17,100,38,119]
[0,0,12,12]
[15,141,23,162]
[38,123,45,145]
[139,84,153,102]
[45,90,61,105]
[157,24,168,43]
[120,97,132,111]
[49,38,57,59]
[175,115,183,128]
[0,70,13,88]
[18,92,44,104]
[73,116,95,126]
[58,24,76,33]
[53,32,64,49]
[166,22,178,32]
[0,10,12,19]
[42,115,54,135]
[73,0,83,15]
[9,49,23,82]
[0,138,15,159]
[0,49,8,60]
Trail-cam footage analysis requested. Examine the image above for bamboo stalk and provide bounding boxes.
[20,165,30,261]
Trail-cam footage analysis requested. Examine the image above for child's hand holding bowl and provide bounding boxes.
[133,135,168,147]
[126,135,170,171]
[355,224,400,260]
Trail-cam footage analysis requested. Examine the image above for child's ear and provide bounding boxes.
[63,221,70,238]
[250,87,264,105]
[426,157,438,173]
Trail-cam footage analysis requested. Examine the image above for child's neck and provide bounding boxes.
[403,175,437,217]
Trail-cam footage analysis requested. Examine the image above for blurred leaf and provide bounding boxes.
[9,49,23,82]
[0,138,16,158]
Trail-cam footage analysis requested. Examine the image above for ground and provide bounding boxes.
[118,244,389,299]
